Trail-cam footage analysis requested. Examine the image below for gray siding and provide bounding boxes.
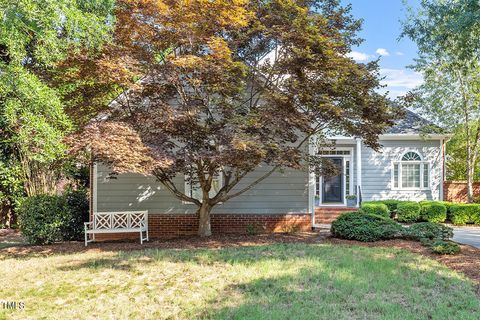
[96,164,309,214]
[360,139,442,201]
[96,138,444,213]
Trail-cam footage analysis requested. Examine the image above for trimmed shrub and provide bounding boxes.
[449,204,480,225]
[331,212,403,242]
[18,190,89,245]
[431,240,461,255]
[396,201,421,223]
[63,189,89,241]
[360,202,390,218]
[379,200,403,213]
[419,201,447,223]
[403,222,453,241]
[18,195,70,244]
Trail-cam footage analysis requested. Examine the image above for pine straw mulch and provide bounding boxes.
[1,229,479,288]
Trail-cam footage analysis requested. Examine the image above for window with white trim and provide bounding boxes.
[184,172,223,202]
[392,151,430,190]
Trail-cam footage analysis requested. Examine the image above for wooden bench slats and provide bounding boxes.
[85,211,149,246]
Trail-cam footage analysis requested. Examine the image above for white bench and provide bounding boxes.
[84,211,149,246]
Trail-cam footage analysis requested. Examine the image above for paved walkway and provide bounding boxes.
[452,227,480,248]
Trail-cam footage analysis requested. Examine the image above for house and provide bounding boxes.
[91,110,449,238]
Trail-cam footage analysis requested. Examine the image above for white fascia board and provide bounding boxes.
[324,133,452,141]
[379,134,452,140]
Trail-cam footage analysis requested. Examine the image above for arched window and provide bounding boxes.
[393,151,429,189]
[402,152,421,161]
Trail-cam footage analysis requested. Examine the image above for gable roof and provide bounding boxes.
[386,109,441,135]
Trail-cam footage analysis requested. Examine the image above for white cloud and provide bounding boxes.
[378,68,424,98]
[396,51,404,56]
[346,51,372,62]
[376,48,390,56]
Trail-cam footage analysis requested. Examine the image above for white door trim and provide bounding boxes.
[316,147,354,207]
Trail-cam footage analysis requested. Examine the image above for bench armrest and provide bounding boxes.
[84,222,93,229]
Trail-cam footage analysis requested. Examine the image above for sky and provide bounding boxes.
[341,0,423,99]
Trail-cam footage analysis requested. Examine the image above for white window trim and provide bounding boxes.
[184,172,224,204]
[391,151,430,191]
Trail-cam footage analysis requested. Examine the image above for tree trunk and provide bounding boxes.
[197,202,212,237]
[467,165,474,203]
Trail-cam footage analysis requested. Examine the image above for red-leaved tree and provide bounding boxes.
[69,0,397,236]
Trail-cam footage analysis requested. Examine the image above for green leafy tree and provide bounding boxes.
[0,0,114,225]
[445,124,480,181]
[402,0,480,202]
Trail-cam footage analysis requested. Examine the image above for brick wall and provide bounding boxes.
[443,181,480,203]
[94,213,312,240]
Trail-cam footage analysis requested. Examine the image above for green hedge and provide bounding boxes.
[63,189,90,240]
[449,204,480,225]
[360,202,390,218]
[419,201,447,223]
[379,200,403,213]
[331,212,403,242]
[396,201,421,223]
[18,189,89,245]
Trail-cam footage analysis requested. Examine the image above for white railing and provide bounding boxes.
[84,211,149,246]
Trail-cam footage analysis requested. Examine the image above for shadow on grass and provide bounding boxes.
[0,232,326,259]
[205,267,480,320]
[48,243,480,319]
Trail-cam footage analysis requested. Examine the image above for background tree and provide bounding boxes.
[71,0,396,236]
[0,0,115,226]
[402,0,480,202]
[445,124,480,182]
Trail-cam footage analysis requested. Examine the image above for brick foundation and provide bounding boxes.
[444,181,480,203]
[94,213,312,240]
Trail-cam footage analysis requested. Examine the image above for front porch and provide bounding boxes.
[310,137,363,226]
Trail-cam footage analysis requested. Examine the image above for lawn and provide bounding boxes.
[1,243,479,319]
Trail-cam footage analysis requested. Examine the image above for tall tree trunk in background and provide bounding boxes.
[197,202,212,237]
[467,157,474,203]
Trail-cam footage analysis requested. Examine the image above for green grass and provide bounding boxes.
[0,243,479,319]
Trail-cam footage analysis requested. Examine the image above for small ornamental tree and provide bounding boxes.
[70,0,397,236]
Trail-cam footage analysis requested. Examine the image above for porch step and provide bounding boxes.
[315,207,356,224]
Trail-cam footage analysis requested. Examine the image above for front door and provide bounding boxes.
[322,158,343,203]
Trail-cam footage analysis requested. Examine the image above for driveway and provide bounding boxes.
[452,226,480,248]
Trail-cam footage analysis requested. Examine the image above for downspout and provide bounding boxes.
[308,136,316,228]
[356,138,362,207]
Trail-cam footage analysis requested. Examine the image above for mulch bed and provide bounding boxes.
[0,230,329,257]
[1,229,479,289]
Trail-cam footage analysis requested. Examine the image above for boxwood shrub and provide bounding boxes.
[439,201,455,219]
[360,202,390,218]
[63,189,89,241]
[449,204,480,225]
[18,189,89,245]
[18,195,70,244]
[403,222,453,241]
[396,201,421,223]
[379,200,403,213]
[331,212,403,242]
[419,201,447,223]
